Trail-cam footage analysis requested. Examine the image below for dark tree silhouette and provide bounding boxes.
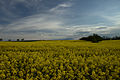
[8,39,11,41]
[21,38,24,41]
[80,34,120,43]
[0,38,3,41]
[102,36,120,40]
[80,34,103,43]
[17,39,20,41]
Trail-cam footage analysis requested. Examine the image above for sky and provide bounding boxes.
[0,0,120,40]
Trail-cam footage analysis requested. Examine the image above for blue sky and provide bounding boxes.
[0,0,120,40]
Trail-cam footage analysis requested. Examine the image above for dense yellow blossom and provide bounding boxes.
[0,40,120,80]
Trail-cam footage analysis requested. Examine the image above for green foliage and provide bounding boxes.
[80,34,103,43]
[0,40,120,80]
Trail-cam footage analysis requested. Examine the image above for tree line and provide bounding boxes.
[0,38,24,41]
[0,34,120,42]
[80,34,120,43]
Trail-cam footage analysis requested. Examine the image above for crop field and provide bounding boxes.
[0,40,120,80]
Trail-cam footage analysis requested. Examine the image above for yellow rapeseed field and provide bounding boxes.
[0,40,120,80]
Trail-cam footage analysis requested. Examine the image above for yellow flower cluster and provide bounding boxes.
[0,40,120,80]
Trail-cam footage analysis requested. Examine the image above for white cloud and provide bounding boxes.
[3,14,64,32]
[58,3,72,8]
[2,16,120,40]
[65,24,120,35]
[102,13,120,25]
[0,13,69,40]
[49,2,72,14]
[0,0,74,40]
